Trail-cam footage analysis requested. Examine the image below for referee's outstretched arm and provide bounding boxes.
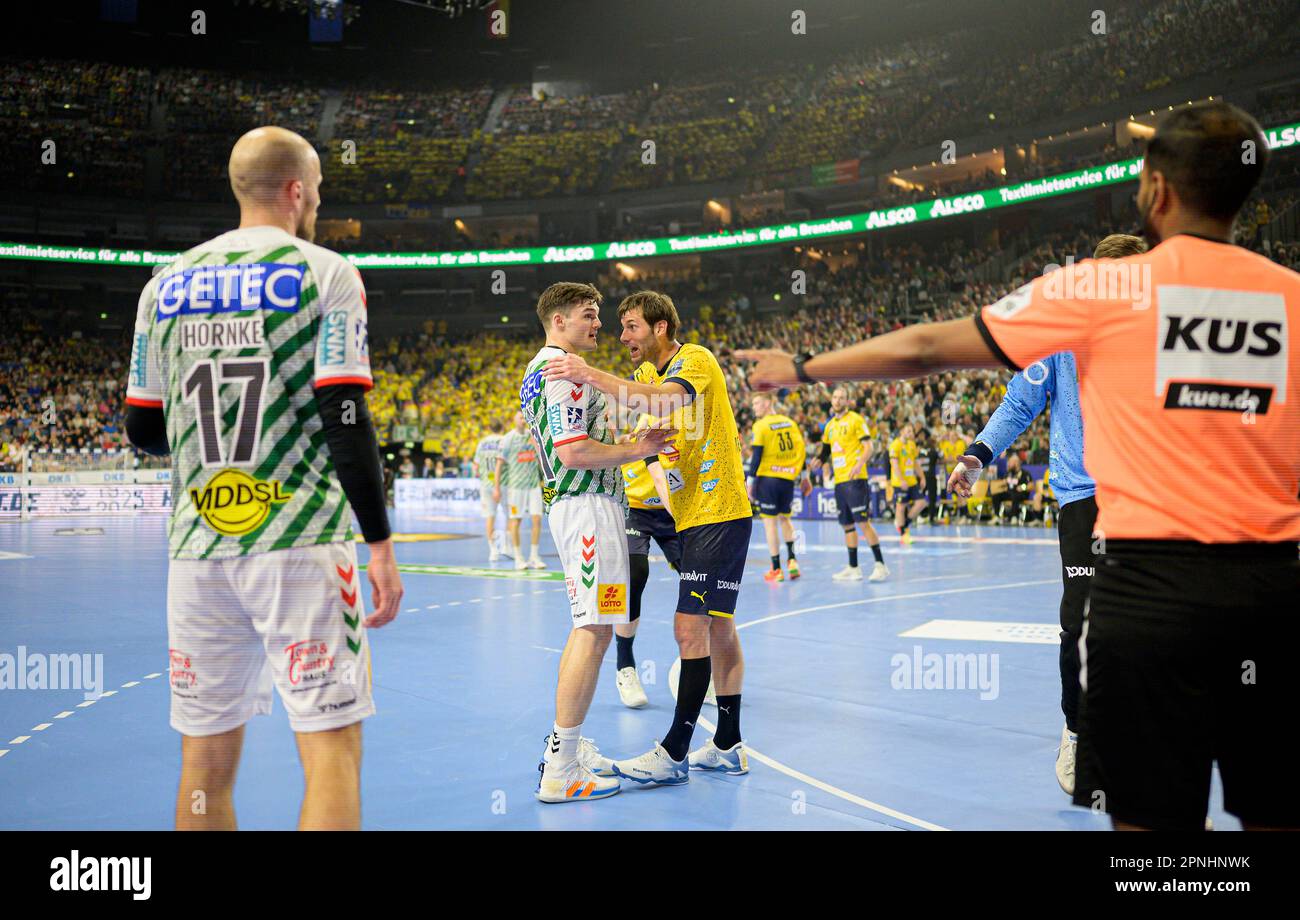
[739,317,1005,389]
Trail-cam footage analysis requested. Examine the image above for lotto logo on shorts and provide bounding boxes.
[597,583,626,616]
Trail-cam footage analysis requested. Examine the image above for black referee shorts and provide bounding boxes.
[1072,540,1300,830]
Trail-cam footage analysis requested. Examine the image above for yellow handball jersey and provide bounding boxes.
[634,343,748,530]
[823,411,870,485]
[888,437,920,487]
[751,414,805,481]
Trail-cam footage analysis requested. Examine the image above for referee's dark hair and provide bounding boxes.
[1144,101,1269,220]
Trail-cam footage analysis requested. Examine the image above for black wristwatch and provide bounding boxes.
[792,352,817,384]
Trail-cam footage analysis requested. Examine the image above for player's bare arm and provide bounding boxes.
[737,317,1003,390]
[555,426,678,471]
[647,459,674,517]
[542,353,694,415]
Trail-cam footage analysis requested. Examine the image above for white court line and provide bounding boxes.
[53,711,74,720]
[742,579,1056,631]
[31,723,52,732]
[903,574,973,584]
[426,604,439,610]
[99,690,117,698]
[531,645,563,654]
[405,608,421,613]
[671,577,1057,831]
[143,673,162,679]
[0,750,7,758]
[9,736,30,745]
[121,681,139,688]
[75,700,96,709]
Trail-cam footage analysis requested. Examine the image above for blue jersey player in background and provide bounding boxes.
[947,232,1148,798]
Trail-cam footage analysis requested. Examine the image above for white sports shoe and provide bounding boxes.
[612,742,689,787]
[514,554,528,571]
[1055,723,1077,796]
[832,564,863,581]
[488,546,501,563]
[535,758,620,803]
[527,555,547,570]
[689,738,749,775]
[616,666,649,708]
[541,734,616,777]
[868,561,890,582]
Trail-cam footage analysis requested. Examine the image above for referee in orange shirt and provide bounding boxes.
[739,101,1299,831]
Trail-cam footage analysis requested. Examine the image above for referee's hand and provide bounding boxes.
[947,455,983,498]
[364,539,403,628]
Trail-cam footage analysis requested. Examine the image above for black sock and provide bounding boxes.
[615,634,636,671]
[899,519,909,534]
[871,542,884,563]
[786,540,796,561]
[714,694,742,750]
[662,656,710,761]
[848,545,859,567]
[770,554,780,570]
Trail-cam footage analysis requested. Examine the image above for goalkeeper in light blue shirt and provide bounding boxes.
[946,232,1147,799]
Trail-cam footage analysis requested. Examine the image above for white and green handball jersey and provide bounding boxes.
[519,346,624,512]
[497,428,541,490]
[126,225,373,560]
[472,434,503,485]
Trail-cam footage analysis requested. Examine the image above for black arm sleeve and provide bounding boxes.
[967,440,995,467]
[315,383,392,544]
[745,444,763,478]
[126,405,170,456]
[819,441,832,464]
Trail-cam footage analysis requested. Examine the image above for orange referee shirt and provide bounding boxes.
[975,234,1300,543]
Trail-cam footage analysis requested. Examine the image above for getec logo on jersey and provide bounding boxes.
[155,262,304,319]
[520,368,543,406]
[189,468,291,536]
[1156,286,1288,414]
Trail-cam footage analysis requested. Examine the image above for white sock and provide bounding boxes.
[551,722,581,766]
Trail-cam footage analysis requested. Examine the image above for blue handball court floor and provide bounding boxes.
[0,511,1236,830]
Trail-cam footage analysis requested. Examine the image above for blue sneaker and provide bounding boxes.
[688,739,749,775]
[612,742,689,786]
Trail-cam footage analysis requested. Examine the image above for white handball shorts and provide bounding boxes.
[166,540,375,736]
[548,492,630,628]
[480,481,502,519]
[507,485,544,519]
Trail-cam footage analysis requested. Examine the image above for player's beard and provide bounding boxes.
[1137,188,1160,246]
[297,208,317,243]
